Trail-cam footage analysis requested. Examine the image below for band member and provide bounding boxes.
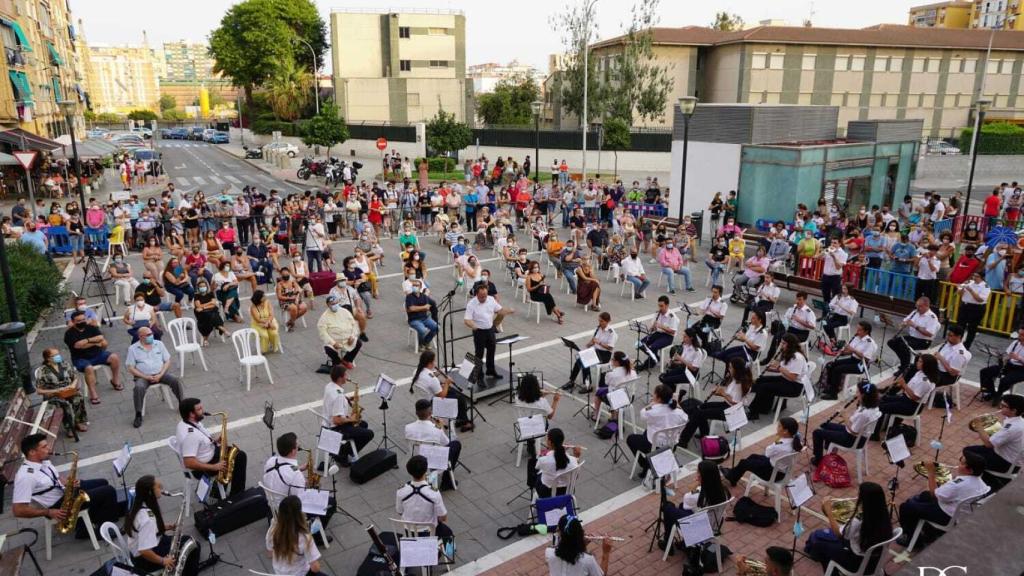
[464,283,514,378]
[406,398,463,475]
[715,309,767,366]
[820,238,848,306]
[747,334,808,420]
[677,357,753,448]
[175,398,248,496]
[637,295,680,372]
[412,350,473,432]
[783,291,816,343]
[592,351,637,426]
[266,495,327,576]
[820,321,878,400]
[887,297,941,375]
[626,385,688,477]
[517,373,562,420]
[317,294,362,369]
[722,417,802,487]
[658,460,729,553]
[12,434,122,537]
[262,432,336,528]
[564,312,616,392]
[660,328,705,397]
[740,271,780,327]
[804,482,893,573]
[914,244,940,303]
[691,285,728,338]
[872,354,939,439]
[276,267,309,332]
[124,475,200,576]
[397,455,455,543]
[546,515,613,576]
[322,365,374,464]
[811,382,882,465]
[737,546,793,576]
[964,394,1024,484]
[980,329,1024,404]
[904,326,971,407]
[535,428,582,498]
[957,271,991,350]
[896,450,988,549]
[823,283,859,348]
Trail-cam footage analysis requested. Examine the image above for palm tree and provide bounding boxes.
[265,56,312,121]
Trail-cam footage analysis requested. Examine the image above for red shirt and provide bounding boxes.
[948,255,981,284]
[984,194,1002,217]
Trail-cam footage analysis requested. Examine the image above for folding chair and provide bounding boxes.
[259,482,330,549]
[742,450,802,521]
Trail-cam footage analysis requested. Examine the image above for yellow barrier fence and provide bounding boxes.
[937,281,1021,336]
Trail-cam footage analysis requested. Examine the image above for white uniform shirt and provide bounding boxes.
[653,311,680,334]
[536,453,580,489]
[639,403,688,445]
[414,370,443,397]
[905,310,941,341]
[699,298,728,319]
[1005,340,1024,367]
[517,398,552,416]
[621,257,645,278]
[321,381,352,426]
[464,296,502,330]
[744,326,768,352]
[756,282,780,303]
[781,352,809,382]
[12,460,64,508]
[786,304,816,331]
[405,419,451,446]
[823,248,848,276]
[678,343,705,369]
[545,548,604,576]
[961,280,992,305]
[917,256,939,280]
[935,474,988,516]
[936,342,971,375]
[604,366,637,391]
[991,415,1024,466]
[593,326,618,351]
[765,439,799,470]
[127,505,161,557]
[724,379,752,407]
[175,420,217,464]
[262,455,304,496]
[829,295,859,318]
[905,372,936,401]
[396,480,447,523]
[265,525,321,576]
[847,406,882,436]
[848,335,878,364]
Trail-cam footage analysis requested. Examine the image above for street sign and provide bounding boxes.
[12,151,37,170]
[376,137,388,151]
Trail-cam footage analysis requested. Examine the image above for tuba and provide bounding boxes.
[211,412,239,487]
[913,461,954,485]
[350,382,363,424]
[302,448,321,489]
[56,451,89,534]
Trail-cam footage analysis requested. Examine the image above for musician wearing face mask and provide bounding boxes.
[740,272,779,326]
[980,329,1024,404]
[823,283,859,350]
[811,383,882,466]
[175,398,248,496]
[124,475,200,575]
[820,321,877,400]
[262,432,336,529]
[956,271,991,350]
[964,394,1024,487]
[887,297,941,375]
[783,291,816,344]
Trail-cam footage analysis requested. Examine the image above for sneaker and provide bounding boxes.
[669,289,677,295]
[686,287,695,292]
[132,414,143,428]
[561,381,576,391]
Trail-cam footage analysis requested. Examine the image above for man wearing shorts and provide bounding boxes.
[64,310,122,402]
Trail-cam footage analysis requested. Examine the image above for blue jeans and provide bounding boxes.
[409,317,438,345]
[661,266,692,291]
[705,260,724,286]
[166,281,195,303]
[564,268,578,293]
[625,275,649,296]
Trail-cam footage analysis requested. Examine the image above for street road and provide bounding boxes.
[155,139,302,194]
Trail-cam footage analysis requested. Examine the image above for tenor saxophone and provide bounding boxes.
[211,412,239,487]
[302,448,321,488]
[56,451,89,534]
[351,382,363,424]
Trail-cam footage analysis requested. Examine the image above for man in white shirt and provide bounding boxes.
[888,297,941,374]
[405,398,462,483]
[263,432,336,528]
[463,283,514,377]
[126,326,182,429]
[322,365,374,465]
[396,455,454,542]
[965,394,1024,486]
[820,321,878,400]
[897,450,989,548]
[957,271,991,350]
[784,291,816,343]
[175,397,248,496]
[621,250,650,299]
[638,296,679,372]
[914,244,940,303]
[820,238,848,306]
[980,330,1024,403]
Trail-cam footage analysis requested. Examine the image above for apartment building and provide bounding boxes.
[1,0,85,139]
[971,0,1024,29]
[86,44,162,114]
[162,40,216,82]
[577,24,1024,139]
[908,1,974,28]
[330,9,468,124]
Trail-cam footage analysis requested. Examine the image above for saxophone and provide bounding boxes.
[211,412,239,487]
[56,451,89,534]
[163,492,191,576]
[302,448,321,488]
[350,382,363,424]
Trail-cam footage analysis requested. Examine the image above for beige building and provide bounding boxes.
[908,1,974,28]
[86,43,162,114]
[330,9,467,124]
[1,0,85,138]
[574,24,1024,138]
[162,40,216,82]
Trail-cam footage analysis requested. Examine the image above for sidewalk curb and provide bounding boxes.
[208,143,278,177]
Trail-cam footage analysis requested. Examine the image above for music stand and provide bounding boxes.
[629,318,650,369]
[462,353,489,424]
[262,401,275,456]
[112,443,132,506]
[490,334,530,406]
[561,337,580,387]
[785,472,815,565]
[644,448,680,552]
[375,374,405,454]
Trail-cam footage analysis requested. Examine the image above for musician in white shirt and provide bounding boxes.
[266,495,326,576]
[957,271,991,350]
[412,350,473,431]
[396,455,455,541]
[820,320,878,400]
[660,328,707,397]
[565,312,617,392]
[875,354,940,439]
[175,397,249,496]
[263,433,336,529]
[593,351,637,426]
[639,295,680,371]
[811,382,882,465]
[626,385,687,477]
[693,285,728,338]
[980,329,1024,403]
[897,451,989,549]
[887,297,941,374]
[965,394,1024,480]
[678,357,754,448]
[321,365,375,464]
[911,326,972,398]
[823,283,859,346]
[406,398,463,474]
[784,291,816,343]
[914,244,940,303]
[723,416,802,487]
[748,334,808,419]
[740,271,780,326]
[820,238,848,306]
[124,475,200,576]
[535,428,582,498]
[715,309,768,365]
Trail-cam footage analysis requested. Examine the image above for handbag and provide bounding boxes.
[700,436,730,460]
[812,453,852,488]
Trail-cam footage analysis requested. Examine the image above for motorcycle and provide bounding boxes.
[243,145,262,160]
[296,156,326,181]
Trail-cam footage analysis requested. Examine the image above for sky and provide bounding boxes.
[72,0,918,71]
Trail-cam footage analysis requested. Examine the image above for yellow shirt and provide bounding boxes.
[728,238,745,257]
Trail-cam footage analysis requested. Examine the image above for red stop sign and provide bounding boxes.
[376,137,388,151]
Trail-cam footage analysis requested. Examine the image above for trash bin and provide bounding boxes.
[690,210,705,246]
[0,322,32,394]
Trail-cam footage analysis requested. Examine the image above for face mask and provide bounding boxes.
[136,301,145,308]
[222,266,230,273]
[141,278,151,285]
[631,254,638,259]
[75,321,85,329]
[143,335,155,345]
[329,304,340,313]
[52,354,63,364]
[482,275,490,281]
[999,250,1008,256]
[199,286,208,294]
[666,244,674,249]
[77,304,87,312]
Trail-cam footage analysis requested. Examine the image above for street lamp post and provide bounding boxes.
[580,0,597,182]
[58,101,87,211]
[531,100,543,183]
[964,99,991,215]
[295,38,320,115]
[676,96,698,223]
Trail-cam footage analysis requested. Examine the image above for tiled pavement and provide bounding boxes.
[1,225,1013,576]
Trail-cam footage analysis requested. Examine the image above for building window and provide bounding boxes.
[917,93,925,107]
[1000,59,1013,74]
[399,27,410,38]
[768,53,784,69]
[851,55,866,72]
[950,57,963,72]
[835,54,850,71]
[874,56,889,72]
[751,52,767,69]
[926,58,940,73]
[890,57,903,72]
[399,59,411,71]
[427,27,446,35]
[963,58,977,73]
[987,59,1000,74]
[912,57,926,72]
[848,93,861,107]
[801,54,816,70]
[408,93,420,106]
[428,60,448,68]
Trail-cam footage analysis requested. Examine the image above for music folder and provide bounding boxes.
[560,337,581,352]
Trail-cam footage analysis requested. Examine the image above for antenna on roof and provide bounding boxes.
[805,0,815,27]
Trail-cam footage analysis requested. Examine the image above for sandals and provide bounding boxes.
[111,383,124,391]
[90,397,102,405]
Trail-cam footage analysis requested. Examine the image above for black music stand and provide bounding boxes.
[375,374,405,454]
[463,353,489,424]
[262,401,275,456]
[489,334,529,406]
[561,337,580,384]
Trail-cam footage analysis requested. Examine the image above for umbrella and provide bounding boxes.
[985,226,1019,248]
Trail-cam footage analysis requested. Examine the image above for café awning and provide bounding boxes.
[0,128,60,151]
[0,152,19,166]
[50,139,118,159]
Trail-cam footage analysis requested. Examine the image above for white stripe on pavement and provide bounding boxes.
[192,176,206,185]
[175,177,190,186]
[225,175,242,184]
[209,175,224,185]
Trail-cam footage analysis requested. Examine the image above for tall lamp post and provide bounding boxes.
[964,98,991,216]
[295,37,320,115]
[580,0,597,182]
[676,96,698,222]
[58,100,87,211]
[531,100,543,182]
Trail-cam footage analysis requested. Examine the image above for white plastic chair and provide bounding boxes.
[140,379,176,417]
[742,450,802,521]
[593,378,640,441]
[389,518,454,574]
[513,404,550,468]
[619,278,637,301]
[408,327,419,350]
[308,408,360,470]
[100,521,162,574]
[259,481,330,549]
[824,527,902,576]
[231,328,273,391]
[167,435,225,513]
[897,489,989,560]
[409,438,458,491]
[661,497,734,562]
[43,500,99,560]
[771,361,815,424]
[527,298,543,324]
[826,420,879,485]
[630,424,686,485]
[168,317,208,377]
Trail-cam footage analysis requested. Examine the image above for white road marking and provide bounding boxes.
[209,175,224,185]
[225,175,242,184]
[192,176,206,185]
[175,177,190,186]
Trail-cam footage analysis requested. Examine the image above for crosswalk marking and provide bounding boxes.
[192,176,206,185]
[209,175,224,185]
[175,177,190,186]
[225,175,242,184]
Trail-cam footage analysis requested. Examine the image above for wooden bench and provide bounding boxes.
[0,389,64,514]
[773,270,919,320]
[0,529,43,575]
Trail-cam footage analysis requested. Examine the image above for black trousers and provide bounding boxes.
[915,279,937,303]
[980,364,1024,397]
[959,302,985,350]
[823,357,865,395]
[787,327,810,343]
[725,454,780,485]
[473,327,497,374]
[748,375,803,415]
[821,274,842,308]
[714,345,756,364]
[873,393,920,437]
[331,422,375,460]
[812,423,858,461]
[898,491,950,539]
[569,349,612,385]
[659,367,699,396]
[963,444,1012,474]
[131,535,200,576]
[887,335,930,373]
[203,448,248,496]
[678,401,729,447]
[626,433,654,473]
[324,342,361,365]
[822,314,850,342]
[740,299,775,326]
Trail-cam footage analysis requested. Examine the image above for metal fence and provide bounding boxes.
[346,122,416,142]
[470,128,671,152]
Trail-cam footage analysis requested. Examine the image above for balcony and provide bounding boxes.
[4,46,25,67]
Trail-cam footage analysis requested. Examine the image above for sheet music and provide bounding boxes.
[196,476,212,503]
[786,473,814,508]
[544,507,568,527]
[399,537,439,568]
[299,488,329,516]
[517,414,547,439]
[418,444,450,470]
[317,427,344,455]
[607,388,631,410]
[685,368,696,385]
[678,511,714,546]
[884,433,911,464]
[458,359,475,379]
[579,346,601,368]
[432,397,459,420]
[803,378,816,403]
[112,443,132,476]
[724,403,748,433]
[649,449,679,479]
[376,374,396,400]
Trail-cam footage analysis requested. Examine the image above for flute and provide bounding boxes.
[586,535,625,542]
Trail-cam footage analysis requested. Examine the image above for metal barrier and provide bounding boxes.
[932,218,954,236]
[862,268,917,301]
[623,202,668,218]
[937,281,1020,336]
[952,214,989,240]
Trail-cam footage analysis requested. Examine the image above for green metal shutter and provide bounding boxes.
[9,21,31,52]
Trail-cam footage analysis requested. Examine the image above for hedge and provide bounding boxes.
[414,157,459,172]
[960,122,1024,155]
[252,119,309,138]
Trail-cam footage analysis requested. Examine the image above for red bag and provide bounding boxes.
[812,453,851,488]
[309,271,338,296]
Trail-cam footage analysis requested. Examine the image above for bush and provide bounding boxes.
[127,109,158,121]
[960,122,1024,155]
[252,119,308,138]
[415,157,459,172]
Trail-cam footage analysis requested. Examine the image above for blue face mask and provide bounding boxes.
[143,335,155,345]
[52,354,63,364]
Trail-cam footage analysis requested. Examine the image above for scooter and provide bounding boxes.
[243,145,262,160]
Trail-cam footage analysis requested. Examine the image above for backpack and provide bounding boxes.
[887,423,917,448]
[700,436,730,460]
[683,542,733,575]
[731,496,777,527]
[812,453,852,488]
[596,421,618,440]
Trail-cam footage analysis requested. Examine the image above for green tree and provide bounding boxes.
[265,56,312,121]
[711,11,744,31]
[162,109,188,121]
[128,109,158,121]
[83,109,96,122]
[550,0,608,123]
[96,112,121,123]
[605,0,675,124]
[476,75,541,126]
[159,94,176,112]
[602,117,631,177]
[208,0,327,119]
[302,100,348,157]
[426,110,472,173]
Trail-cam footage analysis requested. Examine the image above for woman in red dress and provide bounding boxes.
[368,196,384,237]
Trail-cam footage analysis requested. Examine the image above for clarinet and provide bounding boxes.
[823,394,859,425]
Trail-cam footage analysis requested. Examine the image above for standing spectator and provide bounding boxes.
[915,244,941,303]
[984,242,1011,292]
[984,187,1002,228]
[558,159,569,187]
[10,198,28,227]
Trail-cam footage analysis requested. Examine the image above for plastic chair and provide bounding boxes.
[167,435,226,512]
[231,328,273,391]
[771,361,816,424]
[527,299,543,324]
[824,527,902,576]
[881,391,933,440]
[389,518,454,574]
[43,500,99,560]
[618,277,637,301]
[826,420,879,484]
[742,450,802,520]
[661,497,734,562]
[308,408,359,469]
[100,522,161,574]
[259,482,330,549]
[898,489,989,560]
[409,438,458,491]
[108,225,127,258]
[168,317,208,377]
[630,425,686,485]
[593,377,640,440]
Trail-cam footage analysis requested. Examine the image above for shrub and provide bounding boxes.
[414,157,460,172]
[252,119,308,138]
[960,122,1024,155]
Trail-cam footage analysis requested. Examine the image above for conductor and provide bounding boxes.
[464,283,514,378]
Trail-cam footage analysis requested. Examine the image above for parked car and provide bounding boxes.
[188,127,205,140]
[86,128,108,139]
[201,128,217,142]
[927,140,961,155]
[112,135,146,148]
[131,127,153,139]
[159,128,173,139]
[168,128,190,140]
[262,142,299,157]
[131,149,162,162]
[209,131,230,144]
